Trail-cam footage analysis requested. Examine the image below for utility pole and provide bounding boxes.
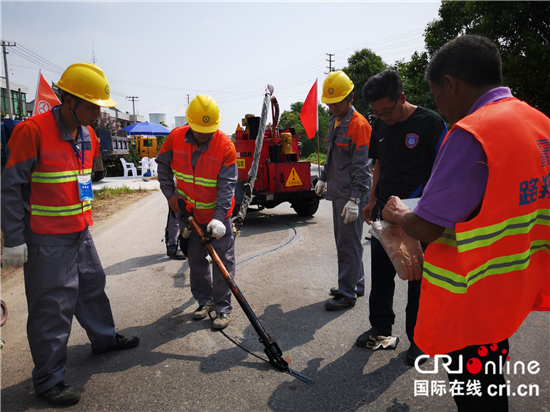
[126,96,138,123]
[325,53,335,74]
[1,40,17,119]
[91,41,97,65]
[186,94,190,105]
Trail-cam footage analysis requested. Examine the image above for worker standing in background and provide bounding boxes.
[165,208,186,259]
[356,70,447,365]
[316,71,372,311]
[156,95,238,330]
[0,63,139,407]
[382,35,549,411]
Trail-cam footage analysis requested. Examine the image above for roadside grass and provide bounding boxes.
[93,185,155,201]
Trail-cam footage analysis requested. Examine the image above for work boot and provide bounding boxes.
[356,327,380,348]
[407,341,427,366]
[167,248,186,260]
[193,304,214,320]
[329,287,364,297]
[92,333,139,354]
[324,294,355,311]
[40,381,80,406]
[212,313,230,330]
[356,327,399,350]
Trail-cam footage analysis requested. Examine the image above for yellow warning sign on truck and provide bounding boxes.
[285,167,304,187]
[237,159,245,169]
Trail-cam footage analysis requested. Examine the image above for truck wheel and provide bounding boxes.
[292,197,319,217]
[93,169,107,182]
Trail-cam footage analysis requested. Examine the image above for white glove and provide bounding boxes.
[207,219,226,239]
[341,200,359,224]
[315,180,326,197]
[2,243,28,268]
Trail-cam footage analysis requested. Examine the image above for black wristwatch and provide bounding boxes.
[350,197,360,204]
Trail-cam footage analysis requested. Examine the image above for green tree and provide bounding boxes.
[424,1,550,115]
[341,48,387,116]
[391,52,437,112]
[279,102,332,158]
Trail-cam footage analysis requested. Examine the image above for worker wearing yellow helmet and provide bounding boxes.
[1,63,139,406]
[157,95,238,330]
[316,71,373,311]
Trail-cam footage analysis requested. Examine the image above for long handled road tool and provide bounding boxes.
[178,199,314,385]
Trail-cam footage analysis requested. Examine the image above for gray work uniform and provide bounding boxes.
[157,127,237,314]
[166,208,180,251]
[0,106,117,395]
[320,107,372,300]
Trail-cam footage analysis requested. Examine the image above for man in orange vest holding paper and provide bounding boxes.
[1,63,139,406]
[156,95,238,330]
[382,35,549,411]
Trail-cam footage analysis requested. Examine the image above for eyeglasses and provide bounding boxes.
[369,97,400,118]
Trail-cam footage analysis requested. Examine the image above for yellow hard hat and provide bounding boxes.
[321,71,354,104]
[186,95,220,133]
[57,62,116,107]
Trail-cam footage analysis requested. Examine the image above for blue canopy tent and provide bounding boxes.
[123,121,170,136]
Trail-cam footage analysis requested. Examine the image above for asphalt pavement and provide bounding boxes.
[1,186,549,411]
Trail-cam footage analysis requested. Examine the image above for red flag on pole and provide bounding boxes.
[32,72,61,116]
[300,80,318,139]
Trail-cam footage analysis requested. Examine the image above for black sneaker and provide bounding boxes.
[324,294,355,311]
[329,287,364,297]
[92,333,139,354]
[356,327,380,348]
[407,341,428,366]
[40,381,80,406]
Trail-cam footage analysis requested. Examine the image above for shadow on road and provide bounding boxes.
[102,253,188,278]
[268,346,411,412]
[168,301,347,376]
[0,299,202,412]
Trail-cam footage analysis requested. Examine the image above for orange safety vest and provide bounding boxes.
[171,125,235,225]
[416,97,550,356]
[29,111,95,234]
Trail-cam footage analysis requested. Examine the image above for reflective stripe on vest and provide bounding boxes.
[31,168,93,183]
[28,111,96,234]
[31,201,92,216]
[416,97,550,356]
[170,125,234,224]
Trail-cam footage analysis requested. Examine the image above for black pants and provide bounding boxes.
[368,201,426,342]
[447,339,509,412]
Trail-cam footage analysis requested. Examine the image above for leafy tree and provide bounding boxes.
[341,48,387,116]
[424,1,550,115]
[278,102,331,158]
[391,52,438,112]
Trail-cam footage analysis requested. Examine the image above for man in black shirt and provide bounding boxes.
[356,70,447,365]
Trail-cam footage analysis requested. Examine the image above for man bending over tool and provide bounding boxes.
[157,95,238,330]
[316,71,373,311]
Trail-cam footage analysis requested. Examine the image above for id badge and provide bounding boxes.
[77,174,94,201]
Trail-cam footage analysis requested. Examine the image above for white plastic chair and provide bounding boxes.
[140,157,150,177]
[120,158,137,178]
[149,157,158,177]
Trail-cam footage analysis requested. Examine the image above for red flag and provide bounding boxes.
[33,72,61,116]
[300,80,318,139]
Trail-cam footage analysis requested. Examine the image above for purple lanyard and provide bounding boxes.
[69,127,85,171]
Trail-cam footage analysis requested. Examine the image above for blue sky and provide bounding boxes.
[2,1,442,132]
